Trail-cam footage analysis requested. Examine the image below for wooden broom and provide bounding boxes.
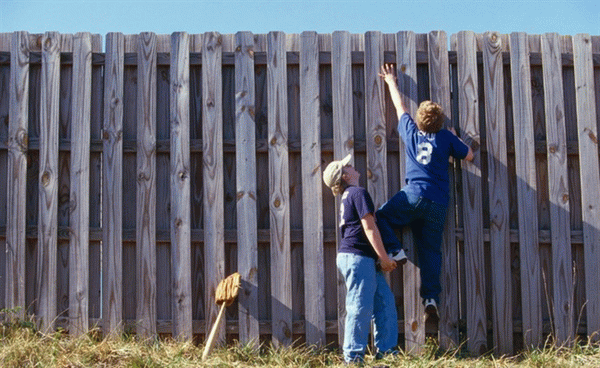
[201,272,242,360]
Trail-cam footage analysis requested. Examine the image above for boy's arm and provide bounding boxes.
[449,127,475,161]
[361,213,397,272]
[379,64,408,120]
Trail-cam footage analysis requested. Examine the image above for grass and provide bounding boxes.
[2,311,600,367]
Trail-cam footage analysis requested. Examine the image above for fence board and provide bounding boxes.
[102,32,124,336]
[541,33,574,345]
[509,32,543,348]
[5,31,30,315]
[427,30,459,348]
[170,32,193,339]
[299,31,325,346]
[68,32,91,336]
[481,31,513,354]
[267,31,292,347]
[136,32,157,337]
[573,33,600,340]
[331,30,353,347]
[235,31,259,345]
[455,30,487,356]
[394,30,425,353]
[202,31,225,343]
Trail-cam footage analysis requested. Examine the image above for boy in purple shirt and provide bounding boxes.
[323,154,403,363]
[377,64,474,319]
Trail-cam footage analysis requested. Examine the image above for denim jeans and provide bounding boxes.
[375,189,447,303]
[336,252,398,363]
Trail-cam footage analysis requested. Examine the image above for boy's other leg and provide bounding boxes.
[372,269,399,355]
[336,253,377,363]
[376,190,414,254]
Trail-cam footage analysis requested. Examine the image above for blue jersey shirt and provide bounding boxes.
[338,186,378,259]
[398,112,469,205]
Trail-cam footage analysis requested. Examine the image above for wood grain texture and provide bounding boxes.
[202,31,225,343]
[170,32,193,339]
[300,31,325,346]
[69,32,92,336]
[364,31,387,209]
[136,32,157,338]
[267,31,292,347]
[102,32,124,336]
[235,31,260,345]
[455,30,487,356]
[396,30,425,354]
[428,30,459,349]
[541,33,574,345]
[481,31,513,354]
[5,31,29,315]
[573,33,600,340]
[331,30,353,347]
[509,32,543,348]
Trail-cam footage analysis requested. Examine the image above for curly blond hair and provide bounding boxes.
[415,100,444,133]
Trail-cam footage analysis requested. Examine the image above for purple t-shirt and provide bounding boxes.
[338,186,377,259]
[398,113,469,205]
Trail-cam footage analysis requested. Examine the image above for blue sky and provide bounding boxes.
[1,0,599,37]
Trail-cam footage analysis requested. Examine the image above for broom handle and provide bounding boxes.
[202,302,227,360]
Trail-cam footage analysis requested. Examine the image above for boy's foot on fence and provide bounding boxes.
[388,249,407,265]
[424,298,439,323]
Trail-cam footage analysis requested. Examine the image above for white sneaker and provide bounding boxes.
[388,249,407,265]
[424,298,439,320]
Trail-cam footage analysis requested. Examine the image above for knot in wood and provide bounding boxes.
[400,64,407,73]
[562,193,569,203]
[270,136,277,146]
[175,218,183,227]
[345,138,354,150]
[17,128,28,150]
[179,171,187,180]
[41,170,51,186]
[111,97,120,107]
[490,33,498,43]
[411,321,418,332]
[273,198,281,208]
[236,191,244,200]
[374,135,382,146]
[548,144,557,154]
[207,98,215,107]
[367,169,373,179]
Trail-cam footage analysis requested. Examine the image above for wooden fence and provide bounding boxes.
[0,30,599,356]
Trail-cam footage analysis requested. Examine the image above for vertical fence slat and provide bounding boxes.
[37,31,60,332]
[395,30,425,354]
[427,30,459,349]
[136,31,157,338]
[6,31,29,315]
[331,30,353,347]
[364,31,387,209]
[235,31,259,345]
[170,31,192,339]
[202,31,224,342]
[69,32,91,336]
[573,33,600,340]
[300,31,325,346]
[267,31,292,347]
[102,32,124,336]
[541,32,574,345]
[509,32,542,348]
[482,31,513,354]
[455,30,487,356]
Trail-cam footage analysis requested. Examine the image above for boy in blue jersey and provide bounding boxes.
[323,154,403,364]
[377,64,474,319]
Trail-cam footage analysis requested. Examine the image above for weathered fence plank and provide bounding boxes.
[428,30,459,349]
[102,32,124,336]
[509,32,543,348]
[299,31,326,346]
[170,31,193,339]
[235,31,260,345]
[573,33,600,341]
[541,32,574,345]
[69,32,92,336]
[395,30,425,354]
[455,30,487,356]
[5,31,29,315]
[482,31,513,354]
[267,31,292,347]
[202,31,225,343]
[136,31,157,337]
[331,30,353,347]
[37,31,61,332]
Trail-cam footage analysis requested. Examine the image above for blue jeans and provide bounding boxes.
[375,189,447,303]
[336,252,398,363]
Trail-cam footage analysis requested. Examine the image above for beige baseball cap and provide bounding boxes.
[323,154,352,188]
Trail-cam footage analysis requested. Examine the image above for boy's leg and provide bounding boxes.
[375,190,414,254]
[372,269,398,355]
[336,252,377,363]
